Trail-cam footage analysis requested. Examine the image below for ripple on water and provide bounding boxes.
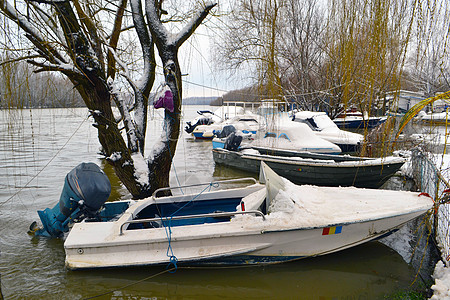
[0,107,424,299]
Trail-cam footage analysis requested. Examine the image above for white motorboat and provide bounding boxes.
[185,106,246,139]
[194,112,260,140]
[292,111,363,152]
[61,163,432,269]
[417,111,450,124]
[249,116,343,154]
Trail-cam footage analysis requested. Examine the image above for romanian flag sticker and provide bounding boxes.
[322,226,342,235]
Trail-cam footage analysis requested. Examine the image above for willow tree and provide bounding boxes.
[321,0,414,119]
[0,0,217,199]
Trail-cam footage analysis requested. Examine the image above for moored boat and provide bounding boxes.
[185,106,246,137]
[193,113,260,140]
[292,111,363,152]
[60,162,431,269]
[333,109,386,129]
[417,111,450,125]
[212,147,405,188]
[213,116,343,154]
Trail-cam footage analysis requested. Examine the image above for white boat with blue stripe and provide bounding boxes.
[60,162,433,269]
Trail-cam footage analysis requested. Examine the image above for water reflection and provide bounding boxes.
[67,242,415,300]
[99,159,130,202]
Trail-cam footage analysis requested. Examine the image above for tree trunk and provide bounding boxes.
[148,53,182,194]
[71,77,148,198]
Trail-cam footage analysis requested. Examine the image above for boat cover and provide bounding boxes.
[260,162,286,213]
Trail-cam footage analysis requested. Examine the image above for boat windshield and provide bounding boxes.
[313,114,338,130]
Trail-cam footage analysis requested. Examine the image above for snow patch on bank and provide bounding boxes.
[431,260,450,299]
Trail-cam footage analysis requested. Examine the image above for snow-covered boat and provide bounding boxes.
[212,147,405,188]
[292,111,363,152]
[33,162,433,269]
[417,111,450,124]
[248,118,342,154]
[185,106,246,139]
[193,112,260,140]
[212,120,343,154]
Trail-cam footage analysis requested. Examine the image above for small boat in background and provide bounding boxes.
[212,147,405,188]
[292,111,363,152]
[247,116,342,154]
[333,109,386,129]
[194,113,260,140]
[57,162,431,269]
[211,113,343,154]
[185,106,246,137]
[417,111,450,125]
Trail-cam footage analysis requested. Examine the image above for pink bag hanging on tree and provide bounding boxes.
[153,84,174,112]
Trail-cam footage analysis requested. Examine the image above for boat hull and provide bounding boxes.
[333,118,384,129]
[212,148,404,188]
[65,209,426,269]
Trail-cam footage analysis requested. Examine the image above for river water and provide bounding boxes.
[0,107,425,299]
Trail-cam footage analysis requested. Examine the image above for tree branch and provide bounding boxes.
[0,0,67,63]
[72,0,104,65]
[0,54,41,66]
[107,0,128,79]
[130,0,154,93]
[130,0,156,154]
[26,59,84,78]
[174,2,217,48]
[144,0,170,44]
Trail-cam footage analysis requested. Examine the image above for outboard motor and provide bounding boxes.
[31,162,111,238]
[184,117,213,134]
[184,121,196,133]
[224,132,243,151]
[197,117,212,125]
[214,125,236,138]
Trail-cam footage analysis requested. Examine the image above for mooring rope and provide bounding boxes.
[83,267,176,300]
[159,181,218,271]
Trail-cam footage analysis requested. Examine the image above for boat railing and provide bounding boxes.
[119,210,266,235]
[151,177,258,199]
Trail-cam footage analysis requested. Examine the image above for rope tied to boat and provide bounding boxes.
[164,218,178,272]
[418,192,438,216]
[161,182,218,271]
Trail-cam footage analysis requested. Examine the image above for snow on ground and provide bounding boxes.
[431,261,450,299]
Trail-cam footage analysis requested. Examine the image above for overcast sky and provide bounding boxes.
[153,8,253,99]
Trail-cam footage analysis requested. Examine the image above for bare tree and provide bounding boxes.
[0,0,216,198]
[214,0,284,100]
[276,0,325,110]
[0,59,83,108]
[215,0,430,120]
[319,0,414,119]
